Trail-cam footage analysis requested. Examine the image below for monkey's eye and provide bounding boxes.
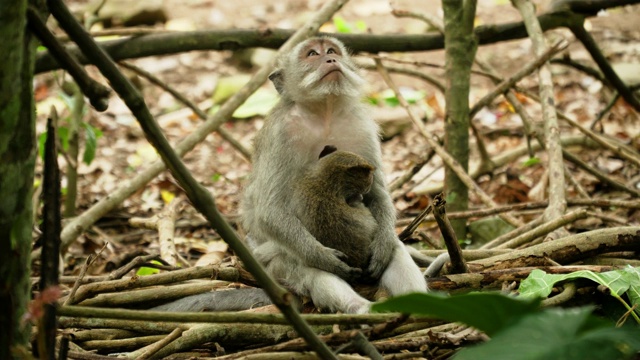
[327,48,336,54]
[307,50,319,57]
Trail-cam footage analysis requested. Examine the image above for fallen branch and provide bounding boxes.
[470,227,640,270]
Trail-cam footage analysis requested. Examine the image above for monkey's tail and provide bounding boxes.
[150,288,273,312]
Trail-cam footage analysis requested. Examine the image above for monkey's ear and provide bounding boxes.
[268,70,284,94]
[319,145,337,159]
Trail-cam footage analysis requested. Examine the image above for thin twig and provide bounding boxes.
[495,209,588,249]
[137,327,184,360]
[512,0,568,241]
[26,7,110,111]
[64,244,106,306]
[432,194,468,274]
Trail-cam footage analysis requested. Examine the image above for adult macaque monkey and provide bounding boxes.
[242,36,427,314]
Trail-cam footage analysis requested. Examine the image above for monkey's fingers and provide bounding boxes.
[330,248,350,262]
[336,265,363,283]
[330,251,363,282]
[366,243,395,279]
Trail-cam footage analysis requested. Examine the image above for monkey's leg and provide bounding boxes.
[379,241,428,295]
[254,241,371,313]
[301,268,371,314]
[276,263,371,314]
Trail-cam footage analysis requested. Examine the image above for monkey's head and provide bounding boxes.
[269,37,365,103]
[315,146,375,205]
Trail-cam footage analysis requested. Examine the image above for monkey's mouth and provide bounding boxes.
[321,69,343,79]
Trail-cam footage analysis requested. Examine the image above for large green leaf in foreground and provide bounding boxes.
[372,292,640,360]
[455,307,640,360]
[371,292,540,336]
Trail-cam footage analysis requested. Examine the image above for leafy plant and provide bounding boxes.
[455,307,640,360]
[522,156,541,167]
[136,260,163,276]
[332,16,367,34]
[519,267,640,322]
[372,291,640,359]
[372,292,540,336]
[38,91,103,165]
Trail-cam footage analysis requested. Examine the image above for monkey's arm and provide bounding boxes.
[257,201,362,281]
[244,138,361,281]
[364,167,400,279]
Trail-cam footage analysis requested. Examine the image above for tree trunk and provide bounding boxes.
[442,0,478,239]
[0,0,38,358]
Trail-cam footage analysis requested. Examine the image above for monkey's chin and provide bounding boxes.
[303,77,364,101]
[321,70,343,82]
[296,68,365,101]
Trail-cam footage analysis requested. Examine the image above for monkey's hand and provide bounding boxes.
[366,238,396,280]
[311,247,362,282]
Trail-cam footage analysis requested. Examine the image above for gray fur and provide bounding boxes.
[241,37,427,313]
[151,288,272,312]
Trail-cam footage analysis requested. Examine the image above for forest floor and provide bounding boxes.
[30,0,640,357]
[34,0,640,267]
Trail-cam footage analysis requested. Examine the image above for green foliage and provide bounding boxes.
[371,291,640,360]
[455,307,640,360]
[522,157,541,167]
[374,88,426,107]
[519,267,640,321]
[372,292,540,336]
[38,89,102,165]
[210,75,279,118]
[211,74,252,105]
[37,132,47,161]
[136,261,163,276]
[332,16,367,34]
[81,122,103,164]
[38,122,102,165]
[232,88,279,118]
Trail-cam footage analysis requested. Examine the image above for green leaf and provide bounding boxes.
[455,307,640,360]
[522,157,541,167]
[333,16,352,33]
[519,268,638,299]
[625,267,640,315]
[58,126,69,152]
[371,292,540,336]
[384,96,400,107]
[212,74,252,105]
[519,267,640,318]
[378,88,425,107]
[58,90,75,113]
[136,261,162,276]
[81,123,103,165]
[232,88,279,118]
[38,132,47,161]
[354,20,367,32]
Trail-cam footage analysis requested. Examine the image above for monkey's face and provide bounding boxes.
[279,37,365,102]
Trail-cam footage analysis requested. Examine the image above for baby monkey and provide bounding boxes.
[293,145,376,271]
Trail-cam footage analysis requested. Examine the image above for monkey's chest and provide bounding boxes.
[300,132,373,161]
[289,117,374,157]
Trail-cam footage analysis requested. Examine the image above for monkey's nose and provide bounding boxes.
[326,59,336,63]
